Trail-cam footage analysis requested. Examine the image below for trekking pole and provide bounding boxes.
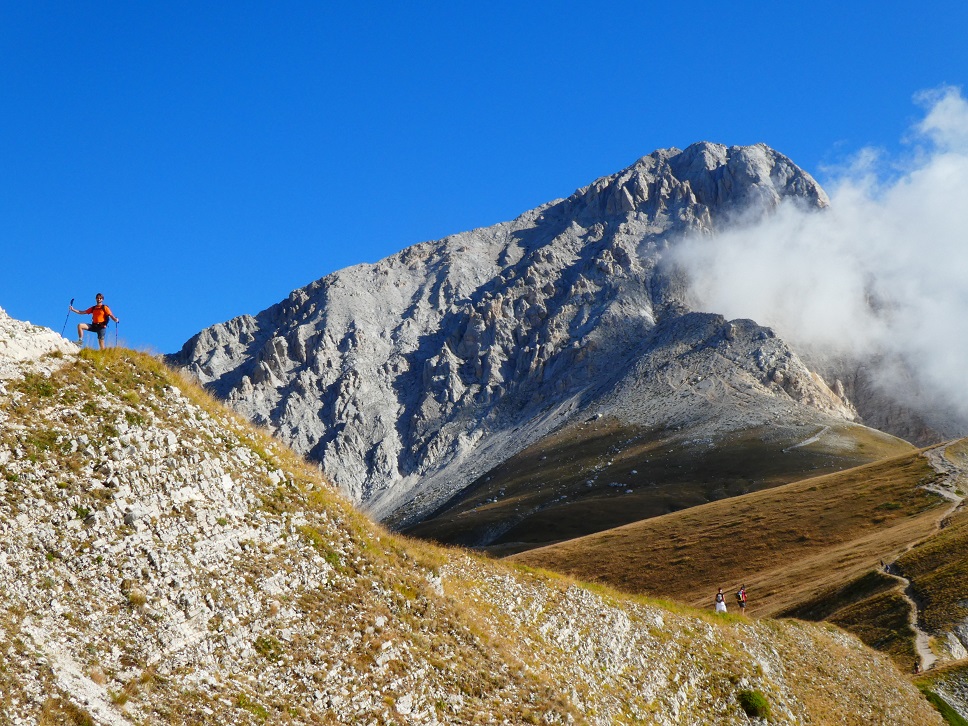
[115,320,119,348]
[61,298,74,337]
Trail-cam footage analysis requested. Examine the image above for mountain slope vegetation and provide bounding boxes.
[511,440,968,677]
[407,416,913,554]
[0,310,946,724]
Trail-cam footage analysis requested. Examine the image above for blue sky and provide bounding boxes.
[2,2,966,354]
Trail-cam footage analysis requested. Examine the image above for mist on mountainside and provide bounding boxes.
[670,87,968,436]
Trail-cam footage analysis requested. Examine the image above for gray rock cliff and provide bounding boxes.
[170,142,853,524]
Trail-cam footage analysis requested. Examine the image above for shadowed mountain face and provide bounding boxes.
[170,142,862,525]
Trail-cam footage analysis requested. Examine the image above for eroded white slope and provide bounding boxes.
[0,306,76,380]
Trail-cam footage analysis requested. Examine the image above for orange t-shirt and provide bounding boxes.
[81,304,113,325]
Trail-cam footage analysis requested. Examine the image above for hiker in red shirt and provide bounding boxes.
[70,293,119,350]
[736,585,748,615]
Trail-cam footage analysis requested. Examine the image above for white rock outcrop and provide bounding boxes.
[0,306,75,380]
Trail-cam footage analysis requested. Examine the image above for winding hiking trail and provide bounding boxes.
[886,442,967,673]
[883,568,940,672]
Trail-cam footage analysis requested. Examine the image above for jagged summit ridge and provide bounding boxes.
[570,142,827,223]
[170,143,844,523]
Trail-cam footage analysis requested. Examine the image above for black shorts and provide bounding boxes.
[88,323,107,339]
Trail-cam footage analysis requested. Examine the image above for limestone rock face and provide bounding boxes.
[170,142,850,524]
[0,306,75,380]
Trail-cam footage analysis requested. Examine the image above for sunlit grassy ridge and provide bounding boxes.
[511,432,968,683]
[897,506,968,632]
[894,441,968,635]
[407,415,914,555]
[511,451,945,608]
[0,347,946,724]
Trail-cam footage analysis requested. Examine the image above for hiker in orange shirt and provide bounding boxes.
[70,293,119,350]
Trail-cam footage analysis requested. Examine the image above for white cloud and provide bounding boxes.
[915,86,968,152]
[671,87,968,429]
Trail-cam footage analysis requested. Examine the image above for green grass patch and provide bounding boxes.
[919,687,968,726]
[23,428,62,461]
[297,525,343,570]
[236,693,269,721]
[737,689,770,719]
[124,410,145,427]
[253,635,284,662]
[13,372,57,399]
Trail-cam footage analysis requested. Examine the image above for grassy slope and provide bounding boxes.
[897,508,968,632]
[917,661,968,725]
[780,503,968,676]
[895,440,968,635]
[776,570,922,670]
[777,440,968,675]
[510,452,946,618]
[406,416,914,554]
[0,348,945,725]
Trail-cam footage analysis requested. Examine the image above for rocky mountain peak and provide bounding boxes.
[570,142,827,226]
[170,143,846,524]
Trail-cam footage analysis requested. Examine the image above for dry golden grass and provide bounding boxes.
[407,417,914,554]
[1,346,950,723]
[510,450,946,618]
[828,590,919,670]
[38,698,95,726]
[895,506,968,633]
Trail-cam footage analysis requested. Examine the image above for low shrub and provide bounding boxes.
[737,689,770,719]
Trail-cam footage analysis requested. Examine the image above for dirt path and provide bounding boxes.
[885,442,967,672]
[882,566,938,672]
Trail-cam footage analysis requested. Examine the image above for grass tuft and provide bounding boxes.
[737,689,771,719]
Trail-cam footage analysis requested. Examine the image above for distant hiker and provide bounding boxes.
[736,585,747,614]
[715,587,727,613]
[70,293,119,350]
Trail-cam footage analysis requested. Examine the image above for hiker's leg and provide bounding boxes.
[76,323,88,344]
[97,335,106,350]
